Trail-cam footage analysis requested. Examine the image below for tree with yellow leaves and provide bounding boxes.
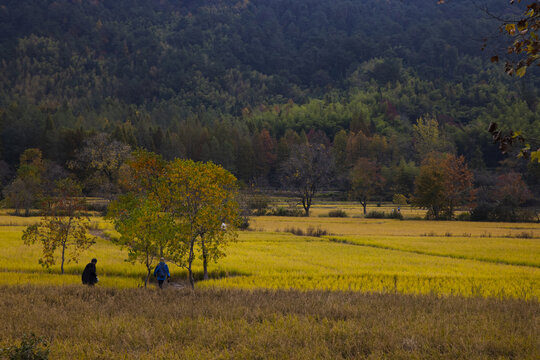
[163,159,240,288]
[108,152,240,289]
[22,178,95,274]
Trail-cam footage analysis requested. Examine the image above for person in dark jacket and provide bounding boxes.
[154,257,170,289]
[82,258,98,285]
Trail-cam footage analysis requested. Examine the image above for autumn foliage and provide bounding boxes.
[413,154,474,219]
[22,178,95,274]
[108,150,240,289]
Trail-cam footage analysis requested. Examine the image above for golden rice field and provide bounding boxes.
[270,200,429,218]
[0,205,539,300]
[1,204,539,359]
[250,212,540,237]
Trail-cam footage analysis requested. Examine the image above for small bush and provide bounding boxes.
[284,227,304,236]
[285,226,328,237]
[365,211,386,219]
[328,209,348,218]
[306,226,328,237]
[365,210,403,220]
[238,216,250,230]
[270,207,304,217]
[388,209,403,220]
[515,231,534,239]
[471,202,538,223]
[456,212,471,221]
[1,333,49,360]
[252,209,267,216]
[392,193,408,206]
[247,194,271,216]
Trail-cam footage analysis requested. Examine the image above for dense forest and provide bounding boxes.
[0,0,538,214]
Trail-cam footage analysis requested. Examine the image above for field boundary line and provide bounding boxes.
[327,237,540,269]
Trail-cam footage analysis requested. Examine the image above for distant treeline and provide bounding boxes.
[0,0,538,197]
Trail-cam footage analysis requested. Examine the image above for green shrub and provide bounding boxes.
[284,227,304,236]
[388,209,403,220]
[285,226,328,237]
[515,231,534,239]
[1,334,49,360]
[238,216,250,230]
[270,207,304,217]
[365,211,386,218]
[328,209,348,218]
[392,193,408,205]
[247,194,271,216]
[306,226,328,237]
[365,210,403,220]
[456,212,471,221]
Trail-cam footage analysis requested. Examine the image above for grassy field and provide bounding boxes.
[0,210,539,298]
[1,286,538,359]
[0,206,539,358]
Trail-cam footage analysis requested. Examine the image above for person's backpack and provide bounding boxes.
[156,264,167,278]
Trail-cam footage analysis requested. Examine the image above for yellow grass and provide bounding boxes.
[0,210,539,300]
[250,216,540,237]
[199,232,540,299]
[307,202,427,218]
[0,226,145,286]
[1,286,537,359]
[2,204,539,359]
[330,235,540,267]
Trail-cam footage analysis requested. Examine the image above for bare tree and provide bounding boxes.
[280,143,334,216]
[68,133,131,197]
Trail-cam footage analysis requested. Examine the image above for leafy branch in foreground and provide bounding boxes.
[439,0,539,76]
[487,122,540,162]
[498,0,540,77]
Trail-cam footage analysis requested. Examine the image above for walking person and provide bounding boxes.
[82,258,98,286]
[154,257,170,289]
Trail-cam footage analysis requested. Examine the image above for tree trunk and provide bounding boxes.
[144,253,150,288]
[432,206,440,220]
[61,243,66,274]
[449,201,454,219]
[145,269,151,289]
[188,238,195,289]
[203,258,208,280]
[302,196,309,216]
[202,238,209,280]
[302,189,313,217]
[361,200,367,215]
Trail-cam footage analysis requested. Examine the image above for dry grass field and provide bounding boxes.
[0,286,538,359]
[0,203,539,358]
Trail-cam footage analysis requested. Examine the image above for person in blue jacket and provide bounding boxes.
[154,257,170,289]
